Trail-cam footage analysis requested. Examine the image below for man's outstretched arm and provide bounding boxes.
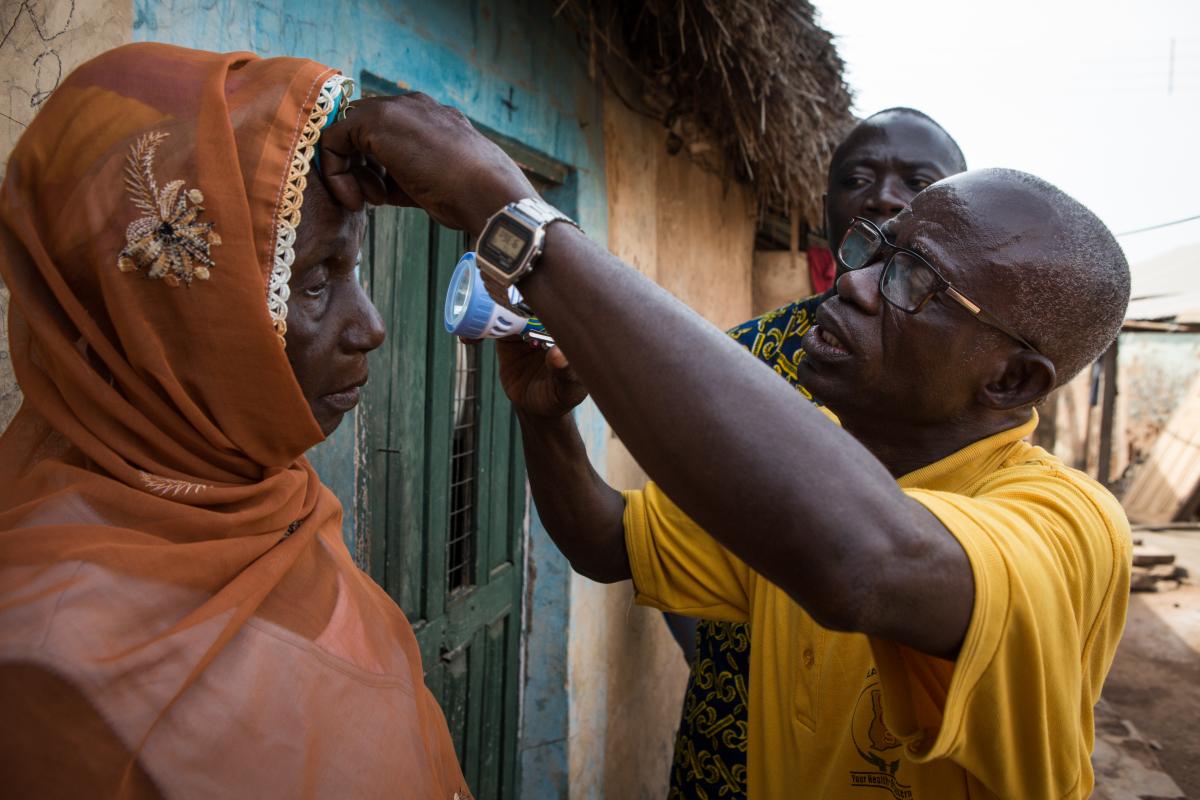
[520,228,967,650]
[320,94,974,659]
[517,408,630,584]
[488,336,629,582]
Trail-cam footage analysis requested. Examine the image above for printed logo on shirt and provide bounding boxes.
[849,679,912,800]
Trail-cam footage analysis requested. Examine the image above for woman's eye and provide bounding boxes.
[843,176,870,189]
[907,178,933,192]
[304,280,329,299]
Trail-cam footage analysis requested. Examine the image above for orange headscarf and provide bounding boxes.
[0,43,468,798]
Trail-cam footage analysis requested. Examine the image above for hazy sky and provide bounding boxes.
[815,0,1200,267]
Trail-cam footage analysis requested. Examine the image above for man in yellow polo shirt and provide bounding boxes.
[623,410,1129,797]
[490,172,1130,798]
[321,98,1133,798]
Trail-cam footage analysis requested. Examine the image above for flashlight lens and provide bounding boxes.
[450,269,472,322]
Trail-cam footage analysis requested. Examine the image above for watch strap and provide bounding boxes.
[512,197,580,232]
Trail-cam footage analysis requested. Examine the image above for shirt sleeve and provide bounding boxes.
[623,481,752,621]
[869,468,1131,798]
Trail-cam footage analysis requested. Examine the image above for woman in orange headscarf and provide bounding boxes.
[0,43,469,799]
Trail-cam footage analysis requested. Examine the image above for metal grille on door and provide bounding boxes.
[448,339,480,589]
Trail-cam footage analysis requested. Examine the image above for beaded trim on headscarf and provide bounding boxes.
[268,73,354,346]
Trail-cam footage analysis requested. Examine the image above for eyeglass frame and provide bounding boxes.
[837,217,1043,356]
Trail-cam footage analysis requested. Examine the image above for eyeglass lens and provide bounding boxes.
[881,252,941,313]
[838,224,881,270]
[839,223,942,313]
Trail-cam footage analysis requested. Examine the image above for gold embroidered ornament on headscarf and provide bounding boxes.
[117,131,221,286]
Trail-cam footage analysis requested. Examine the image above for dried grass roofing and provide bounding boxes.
[554,0,854,223]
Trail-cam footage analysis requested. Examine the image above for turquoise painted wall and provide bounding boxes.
[133,3,606,796]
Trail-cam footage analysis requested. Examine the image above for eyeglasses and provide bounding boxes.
[837,217,1042,355]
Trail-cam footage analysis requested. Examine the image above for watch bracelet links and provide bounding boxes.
[512,196,581,235]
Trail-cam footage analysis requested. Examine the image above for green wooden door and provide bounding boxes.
[358,209,526,798]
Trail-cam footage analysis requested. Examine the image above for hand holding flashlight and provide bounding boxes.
[445,253,584,418]
[493,335,587,420]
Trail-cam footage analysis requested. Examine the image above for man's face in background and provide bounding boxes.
[825,110,966,275]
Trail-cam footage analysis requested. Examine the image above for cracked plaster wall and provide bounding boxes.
[0,0,132,432]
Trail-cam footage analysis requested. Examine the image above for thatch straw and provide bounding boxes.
[552,0,854,225]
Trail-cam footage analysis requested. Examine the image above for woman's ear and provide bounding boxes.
[978,350,1057,411]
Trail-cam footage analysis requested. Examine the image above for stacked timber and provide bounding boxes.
[1130,541,1190,592]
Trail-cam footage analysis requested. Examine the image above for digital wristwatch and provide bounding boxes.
[474,197,579,288]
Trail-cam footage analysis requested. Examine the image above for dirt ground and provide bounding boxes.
[1096,530,1200,799]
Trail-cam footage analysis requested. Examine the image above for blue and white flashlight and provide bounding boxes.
[443,252,554,345]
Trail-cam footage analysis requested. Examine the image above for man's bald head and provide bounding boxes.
[911,168,1130,387]
[800,167,1130,438]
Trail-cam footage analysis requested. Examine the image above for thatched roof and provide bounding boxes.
[553,0,854,225]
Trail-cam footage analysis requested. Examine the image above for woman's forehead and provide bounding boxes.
[295,179,366,258]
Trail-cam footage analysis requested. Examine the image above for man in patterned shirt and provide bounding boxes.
[664,107,968,799]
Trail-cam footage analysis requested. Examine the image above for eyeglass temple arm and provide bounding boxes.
[943,286,1041,354]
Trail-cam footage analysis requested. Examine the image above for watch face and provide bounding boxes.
[480,218,532,275]
[491,226,526,260]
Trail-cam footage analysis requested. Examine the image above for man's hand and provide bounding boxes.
[485,334,628,585]
[494,339,588,419]
[319,93,535,236]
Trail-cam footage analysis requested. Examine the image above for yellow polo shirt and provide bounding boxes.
[625,414,1131,799]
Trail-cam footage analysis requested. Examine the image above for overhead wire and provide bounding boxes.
[1116,214,1200,237]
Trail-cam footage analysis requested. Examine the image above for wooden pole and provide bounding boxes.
[1079,360,1099,472]
[1032,388,1059,453]
[1097,340,1119,487]
[789,203,800,274]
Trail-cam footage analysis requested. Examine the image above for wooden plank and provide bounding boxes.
[473,338,498,582]
[472,120,570,186]
[443,564,515,650]
[412,616,446,680]
[360,208,400,587]
[423,658,444,710]
[440,637,470,766]
[423,223,461,621]
[1123,319,1200,333]
[462,627,487,790]
[383,208,434,619]
[503,595,522,799]
[502,412,525,800]
[476,614,508,799]
[1097,341,1118,487]
[1131,567,1185,592]
[1123,372,1200,523]
[508,414,526,525]
[486,363,516,572]
[1132,546,1177,567]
